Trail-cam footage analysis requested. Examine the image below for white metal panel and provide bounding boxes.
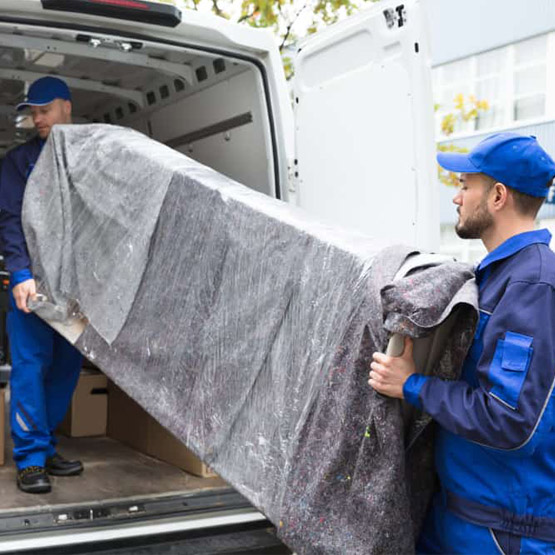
[294,0,438,250]
[149,70,275,196]
[0,510,265,553]
[0,0,276,56]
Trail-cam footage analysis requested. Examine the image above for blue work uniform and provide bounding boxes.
[0,136,82,470]
[404,229,555,554]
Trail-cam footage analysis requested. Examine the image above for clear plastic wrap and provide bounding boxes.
[23,125,478,554]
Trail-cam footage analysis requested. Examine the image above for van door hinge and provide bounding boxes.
[288,158,297,194]
[383,4,406,29]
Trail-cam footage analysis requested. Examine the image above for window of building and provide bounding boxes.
[513,35,547,121]
[475,48,507,130]
[433,33,551,137]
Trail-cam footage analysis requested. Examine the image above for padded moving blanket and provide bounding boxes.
[22,125,478,554]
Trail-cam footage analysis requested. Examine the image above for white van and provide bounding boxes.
[0,0,437,552]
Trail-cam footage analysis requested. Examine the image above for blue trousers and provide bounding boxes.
[8,293,82,469]
[418,494,555,555]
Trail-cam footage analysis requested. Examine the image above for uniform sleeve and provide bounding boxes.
[0,152,32,274]
[403,280,555,450]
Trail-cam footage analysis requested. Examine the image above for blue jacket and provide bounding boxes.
[404,229,555,541]
[0,136,44,286]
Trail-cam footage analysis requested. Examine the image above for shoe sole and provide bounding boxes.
[17,482,51,494]
[46,467,83,477]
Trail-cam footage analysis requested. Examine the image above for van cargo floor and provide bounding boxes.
[0,381,229,517]
[0,399,286,554]
[0,434,228,512]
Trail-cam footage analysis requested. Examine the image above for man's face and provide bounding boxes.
[30,99,72,139]
[452,173,494,239]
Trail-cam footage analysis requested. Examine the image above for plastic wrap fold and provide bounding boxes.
[22,125,478,554]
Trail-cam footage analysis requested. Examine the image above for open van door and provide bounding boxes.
[293,0,438,250]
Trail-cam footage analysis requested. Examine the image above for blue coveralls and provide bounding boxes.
[404,229,555,554]
[0,136,82,470]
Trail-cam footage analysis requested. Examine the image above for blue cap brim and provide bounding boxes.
[16,100,55,111]
[437,151,481,173]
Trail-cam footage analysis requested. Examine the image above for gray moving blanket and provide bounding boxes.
[23,125,478,554]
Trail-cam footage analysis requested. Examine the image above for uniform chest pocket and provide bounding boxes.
[488,331,533,410]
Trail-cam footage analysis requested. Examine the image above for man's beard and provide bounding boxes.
[455,199,493,239]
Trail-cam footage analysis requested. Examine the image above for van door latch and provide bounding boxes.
[76,34,143,52]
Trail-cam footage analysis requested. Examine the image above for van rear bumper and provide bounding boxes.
[0,501,271,553]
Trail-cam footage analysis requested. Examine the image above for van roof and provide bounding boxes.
[1,0,278,57]
[0,0,287,157]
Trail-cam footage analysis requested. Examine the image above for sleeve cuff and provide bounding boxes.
[10,268,33,287]
[403,373,429,410]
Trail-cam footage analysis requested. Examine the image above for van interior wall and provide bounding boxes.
[0,23,275,198]
[101,68,274,198]
[152,70,274,197]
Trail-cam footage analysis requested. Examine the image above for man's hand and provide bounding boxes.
[12,278,37,313]
[368,337,416,399]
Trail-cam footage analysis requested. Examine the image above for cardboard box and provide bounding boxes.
[0,387,5,466]
[107,382,215,477]
[60,370,108,437]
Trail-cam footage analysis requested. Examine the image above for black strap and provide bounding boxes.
[445,490,555,542]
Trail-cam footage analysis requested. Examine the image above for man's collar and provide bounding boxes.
[476,229,552,277]
[33,135,46,150]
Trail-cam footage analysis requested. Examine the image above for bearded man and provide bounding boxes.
[370,133,555,554]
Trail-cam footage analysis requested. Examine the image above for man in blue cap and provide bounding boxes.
[0,76,83,493]
[369,133,555,553]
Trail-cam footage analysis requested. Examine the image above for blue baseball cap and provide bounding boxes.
[16,76,71,111]
[437,132,555,198]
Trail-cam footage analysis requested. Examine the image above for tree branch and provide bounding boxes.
[279,3,308,52]
[211,0,224,17]
[238,4,259,23]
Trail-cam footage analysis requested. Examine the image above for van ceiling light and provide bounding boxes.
[41,0,182,28]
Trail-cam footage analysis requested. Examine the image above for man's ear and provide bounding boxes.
[491,182,508,212]
[63,100,72,120]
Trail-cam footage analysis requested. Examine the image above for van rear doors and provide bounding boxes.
[293,0,438,250]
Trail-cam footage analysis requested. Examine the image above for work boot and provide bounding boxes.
[46,453,83,476]
[17,466,51,494]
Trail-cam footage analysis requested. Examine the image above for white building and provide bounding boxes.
[426,0,555,262]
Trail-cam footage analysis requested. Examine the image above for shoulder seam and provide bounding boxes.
[6,136,40,158]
